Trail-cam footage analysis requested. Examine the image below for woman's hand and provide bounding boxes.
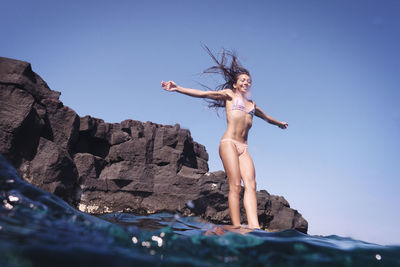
[161,80,179,92]
[279,122,288,129]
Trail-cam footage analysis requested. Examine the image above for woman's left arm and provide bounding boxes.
[254,104,288,129]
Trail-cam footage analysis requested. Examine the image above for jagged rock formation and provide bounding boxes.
[0,56,308,233]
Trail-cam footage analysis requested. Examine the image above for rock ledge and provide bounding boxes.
[0,56,308,233]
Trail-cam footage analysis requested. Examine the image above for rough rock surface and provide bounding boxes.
[0,56,308,233]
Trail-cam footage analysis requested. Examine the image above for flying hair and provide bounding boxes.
[200,44,251,109]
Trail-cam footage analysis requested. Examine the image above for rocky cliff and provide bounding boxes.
[0,56,308,233]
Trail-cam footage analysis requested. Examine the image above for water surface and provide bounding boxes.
[1,156,399,266]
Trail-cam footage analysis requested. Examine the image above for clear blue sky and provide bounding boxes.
[2,0,399,245]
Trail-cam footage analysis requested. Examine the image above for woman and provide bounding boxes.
[161,47,288,229]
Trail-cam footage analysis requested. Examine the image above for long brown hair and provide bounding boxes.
[201,44,250,109]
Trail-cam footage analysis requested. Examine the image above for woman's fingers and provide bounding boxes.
[161,81,169,88]
[161,80,177,91]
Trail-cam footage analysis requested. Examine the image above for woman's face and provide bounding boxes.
[233,74,252,94]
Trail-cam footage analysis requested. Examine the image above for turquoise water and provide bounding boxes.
[1,155,399,266]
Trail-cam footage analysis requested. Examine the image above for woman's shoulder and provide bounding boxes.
[220,89,234,98]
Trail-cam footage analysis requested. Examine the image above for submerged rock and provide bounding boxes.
[0,56,308,233]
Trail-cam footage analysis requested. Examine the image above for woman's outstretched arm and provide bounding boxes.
[161,80,231,100]
[254,105,288,129]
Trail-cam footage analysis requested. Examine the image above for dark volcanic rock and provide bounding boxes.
[0,56,60,101]
[0,56,308,233]
[20,137,79,204]
[42,98,80,152]
[0,85,40,164]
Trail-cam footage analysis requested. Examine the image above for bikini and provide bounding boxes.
[220,95,255,156]
[231,95,255,116]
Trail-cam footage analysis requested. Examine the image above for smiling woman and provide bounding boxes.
[161,45,288,230]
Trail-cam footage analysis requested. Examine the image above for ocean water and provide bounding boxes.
[1,155,399,266]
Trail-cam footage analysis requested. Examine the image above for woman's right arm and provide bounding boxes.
[161,80,231,100]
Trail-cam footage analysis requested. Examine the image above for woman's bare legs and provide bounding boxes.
[239,151,260,229]
[219,142,242,227]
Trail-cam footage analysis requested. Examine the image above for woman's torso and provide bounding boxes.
[222,91,255,143]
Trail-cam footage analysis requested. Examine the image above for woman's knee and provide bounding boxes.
[229,184,242,195]
[244,180,256,192]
